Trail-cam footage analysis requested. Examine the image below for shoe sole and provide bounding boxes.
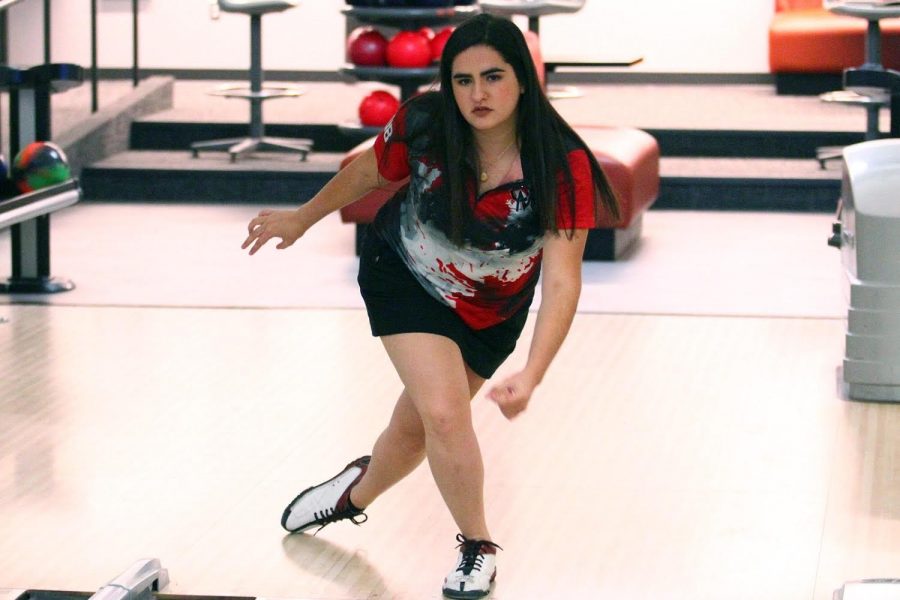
[280,457,369,533]
[442,591,491,600]
[442,569,496,599]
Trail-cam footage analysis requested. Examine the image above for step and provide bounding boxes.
[645,128,865,159]
[130,121,371,154]
[656,157,841,212]
[129,120,869,160]
[80,150,343,203]
[80,150,842,212]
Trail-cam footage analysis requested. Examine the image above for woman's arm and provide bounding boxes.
[487,228,588,419]
[242,147,384,255]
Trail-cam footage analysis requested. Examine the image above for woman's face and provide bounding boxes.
[450,44,523,136]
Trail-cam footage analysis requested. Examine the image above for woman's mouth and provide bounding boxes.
[472,107,492,117]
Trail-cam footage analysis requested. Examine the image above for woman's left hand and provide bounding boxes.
[242,208,310,255]
[486,371,539,420]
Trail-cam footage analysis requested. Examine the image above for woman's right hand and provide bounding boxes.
[242,208,310,255]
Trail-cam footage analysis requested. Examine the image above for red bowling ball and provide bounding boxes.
[348,27,389,67]
[359,91,400,127]
[430,27,454,62]
[386,30,432,68]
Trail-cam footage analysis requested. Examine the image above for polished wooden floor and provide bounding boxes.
[1,76,899,598]
[1,206,899,599]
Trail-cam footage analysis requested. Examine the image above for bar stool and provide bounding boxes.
[478,0,584,35]
[191,0,313,162]
[817,0,900,166]
[816,89,888,167]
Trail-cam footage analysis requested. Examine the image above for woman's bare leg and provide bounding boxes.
[351,359,484,510]
[349,388,424,507]
[370,332,491,541]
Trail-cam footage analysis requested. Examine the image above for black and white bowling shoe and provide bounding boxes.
[280,455,370,534]
[442,534,501,599]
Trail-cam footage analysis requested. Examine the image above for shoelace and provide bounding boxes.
[310,504,368,535]
[455,533,502,575]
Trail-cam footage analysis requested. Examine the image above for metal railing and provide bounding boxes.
[88,0,141,111]
[1,0,142,113]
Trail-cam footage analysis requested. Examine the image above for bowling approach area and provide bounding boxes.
[3,2,900,599]
[0,74,899,600]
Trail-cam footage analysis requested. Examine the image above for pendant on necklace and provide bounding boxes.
[480,171,488,182]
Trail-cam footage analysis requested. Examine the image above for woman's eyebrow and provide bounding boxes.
[452,67,506,79]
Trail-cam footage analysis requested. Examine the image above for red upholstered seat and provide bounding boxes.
[575,126,659,230]
[338,125,659,260]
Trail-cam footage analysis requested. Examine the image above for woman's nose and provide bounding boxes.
[471,81,486,101]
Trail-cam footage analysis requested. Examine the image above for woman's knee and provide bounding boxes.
[416,398,473,441]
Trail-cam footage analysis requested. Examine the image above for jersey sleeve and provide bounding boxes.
[373,105,411,182]
[555,148,598,229]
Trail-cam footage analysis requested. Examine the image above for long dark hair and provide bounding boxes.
[388,14,620,245]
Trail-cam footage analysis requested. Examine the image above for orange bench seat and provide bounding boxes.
[769,0,900,93]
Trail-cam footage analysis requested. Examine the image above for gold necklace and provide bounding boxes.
[479,140,516,183]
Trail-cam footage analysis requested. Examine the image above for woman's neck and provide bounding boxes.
[473,126,518,157]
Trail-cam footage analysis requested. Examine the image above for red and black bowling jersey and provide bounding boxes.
[372,97,597,330]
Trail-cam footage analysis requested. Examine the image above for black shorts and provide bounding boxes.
[357,229,532,379]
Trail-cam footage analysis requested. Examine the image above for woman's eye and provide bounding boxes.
[487,74,502,82]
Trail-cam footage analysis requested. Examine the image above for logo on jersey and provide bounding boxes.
[508,188,532,212]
